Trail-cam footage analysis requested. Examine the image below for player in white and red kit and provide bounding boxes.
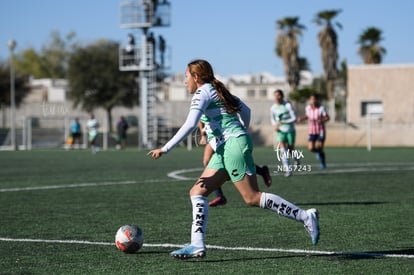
[298,94,329,168]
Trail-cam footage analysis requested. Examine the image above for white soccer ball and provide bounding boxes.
[115,224,144,253]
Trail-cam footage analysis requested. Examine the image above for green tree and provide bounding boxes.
[289,79,327,103]
[0,62,30,108]
[314,9,342,100]
[275,17,305,92]
[357,27,386,64]
[338,59,347,89]
[14,31,77,78]
[13,48,46,78]
[67,40,137,132]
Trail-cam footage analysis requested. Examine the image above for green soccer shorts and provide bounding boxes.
[207,134,256,183]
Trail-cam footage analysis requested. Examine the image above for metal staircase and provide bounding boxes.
[119,0,171,149]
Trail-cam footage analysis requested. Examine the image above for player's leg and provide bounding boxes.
[308,135,322,161]
[89,134,95,153]
[203,143,228,207]
[307,135,316,152]
[209,187,227,207]
[170,167,228,259]
[234,172,320,244]
[278,135,291,177]
[202,143,214,167]
[288,131,300,165]
[227,135,319,245]
[234,175,320,245]
[316,138,326,168]
[255,164,272,187]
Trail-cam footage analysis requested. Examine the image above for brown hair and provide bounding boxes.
[188,59,240,114]
[274,89,284,99]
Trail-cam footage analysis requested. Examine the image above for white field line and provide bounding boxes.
[0,237,413,259]
[168,165,414,180]
[1,162,413,193]
[167,168,203,180]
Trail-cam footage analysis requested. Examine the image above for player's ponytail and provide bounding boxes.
[188,59,240,114]
[212,78,240,114]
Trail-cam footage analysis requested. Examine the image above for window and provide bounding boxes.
[259,89,267,98]
[247,89,255,98]
[361,101,383,116]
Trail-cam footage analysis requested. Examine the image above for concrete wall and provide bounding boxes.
[158,100,414,147]
[347,64,414,124]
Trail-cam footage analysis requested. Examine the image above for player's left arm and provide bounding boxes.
[238,99,251,129]
[320,106,330,123]
[198,121,207,145]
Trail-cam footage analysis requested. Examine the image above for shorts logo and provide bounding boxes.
[231,169,239,177]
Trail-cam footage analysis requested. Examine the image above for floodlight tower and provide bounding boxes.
[119,0,171,149]
[8,40,17,151]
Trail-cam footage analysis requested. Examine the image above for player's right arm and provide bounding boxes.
[297,106,309,123]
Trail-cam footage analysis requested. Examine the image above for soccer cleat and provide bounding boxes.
[284,171,292,177]
[209,196,227,207]
[304,208,320,245]
[170,245,206,259]
[320,163,326,169]
[262,165,272,187]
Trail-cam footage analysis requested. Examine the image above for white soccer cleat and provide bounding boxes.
[304,208,320,245]
[170,245,206,260]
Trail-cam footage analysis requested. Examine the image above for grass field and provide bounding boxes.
[0,146,413,274]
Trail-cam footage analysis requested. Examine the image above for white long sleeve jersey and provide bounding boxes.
[161,83,250,153]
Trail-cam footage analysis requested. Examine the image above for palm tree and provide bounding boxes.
[314,9,342,101]
[298,56,311,71]
[357,27,386,64]
[275,17,305,92]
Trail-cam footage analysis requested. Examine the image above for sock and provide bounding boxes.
[320,151,326,166]
[260,192,307,222]
[255,165,264,176]
[281,147,290,172]
[190,195,208,248]
[214,187,224,197]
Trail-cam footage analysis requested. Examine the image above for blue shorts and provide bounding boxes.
[308,133,325,142]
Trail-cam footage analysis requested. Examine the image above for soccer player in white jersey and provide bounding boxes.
[270,89,298,176]
[148,59,319,259]
[87,114,99,154]
[298,94,330,168]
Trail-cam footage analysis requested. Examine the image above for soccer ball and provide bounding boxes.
[115,224,144,253]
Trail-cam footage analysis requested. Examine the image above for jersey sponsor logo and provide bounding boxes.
[231,169,239,177]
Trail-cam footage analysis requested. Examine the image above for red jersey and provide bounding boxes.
[305,105,328,135]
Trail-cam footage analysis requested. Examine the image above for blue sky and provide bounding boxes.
[1,0,413,76]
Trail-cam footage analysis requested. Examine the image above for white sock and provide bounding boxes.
[260,192,307,222]
[281,147,290,172]
[190,195,208,248]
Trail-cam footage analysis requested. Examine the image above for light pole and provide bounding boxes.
[8,39,17,150]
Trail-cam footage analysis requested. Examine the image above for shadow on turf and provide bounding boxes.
[144,248,414,261]
[137,250,172,255]
[299,201,388,206]
[187,255,299,263]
